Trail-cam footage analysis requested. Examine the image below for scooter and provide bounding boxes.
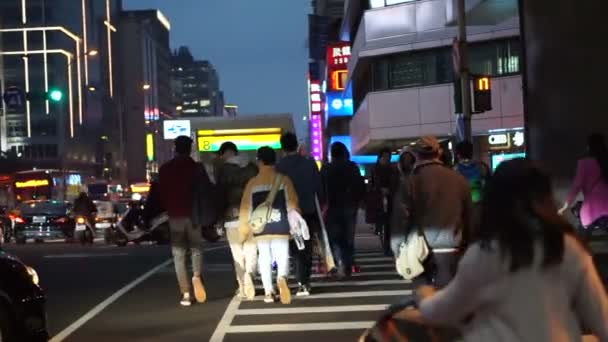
[109,206,170,247]
[74,215,95,245]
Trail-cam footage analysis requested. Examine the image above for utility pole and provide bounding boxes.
[457,0,472,142]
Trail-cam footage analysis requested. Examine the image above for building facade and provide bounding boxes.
[118,10,172,184]
[0,0,123,179]
[341,0,523,168]
[171,46,224,118]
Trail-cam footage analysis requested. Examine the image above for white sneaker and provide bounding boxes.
[180,293,192,306]
[264,293,275,303]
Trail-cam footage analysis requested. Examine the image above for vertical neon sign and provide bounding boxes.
[310,115,323,162]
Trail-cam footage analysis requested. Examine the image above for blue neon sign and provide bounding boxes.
[329,136,399,164]
[326,84,354,117]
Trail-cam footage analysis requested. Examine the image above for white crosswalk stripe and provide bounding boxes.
[210,249,415,341]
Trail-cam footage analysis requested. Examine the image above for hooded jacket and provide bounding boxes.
[215,155,258,226]
[238,165,299,241]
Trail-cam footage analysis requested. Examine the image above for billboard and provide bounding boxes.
[196,128,282,152]
[163,120,191,140]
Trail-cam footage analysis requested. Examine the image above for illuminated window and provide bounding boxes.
[199,99,211,107]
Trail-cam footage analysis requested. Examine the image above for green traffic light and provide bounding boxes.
[48,89,63,102]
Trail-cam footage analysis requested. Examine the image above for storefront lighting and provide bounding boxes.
[15,179,50,188]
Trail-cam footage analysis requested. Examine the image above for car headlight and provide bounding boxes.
[26,266,39,285]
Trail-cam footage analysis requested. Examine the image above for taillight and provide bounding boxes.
[13,216,25,224]
[55,217,68,224]
[76,217,85,224]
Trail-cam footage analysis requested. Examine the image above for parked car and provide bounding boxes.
[0,247,48,341]
[13,200,74,244]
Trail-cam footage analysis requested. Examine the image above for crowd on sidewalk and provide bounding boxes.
[157,131,608,341]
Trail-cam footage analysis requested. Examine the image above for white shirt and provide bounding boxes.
[420,235,608,342]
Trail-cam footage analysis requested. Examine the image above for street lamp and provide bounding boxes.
[142,84,151,90]
[87,49,99,57]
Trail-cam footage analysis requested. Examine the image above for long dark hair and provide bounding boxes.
[476,159,578,272]
[588,133,608,182]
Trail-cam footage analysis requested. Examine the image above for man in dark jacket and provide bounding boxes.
[159,136,207,306]
[214,142,258,300]
[408,136,473,287]
[276,132,320,296]
[321,142,366,278]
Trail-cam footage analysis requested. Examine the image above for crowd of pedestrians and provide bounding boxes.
[158,131,608,340]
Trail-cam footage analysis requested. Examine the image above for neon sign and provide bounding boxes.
[309,81,324,116]
[326,85,354,117]
[15,179,50,188]
[310,115,323,162]
[327,43,351,69]
[197,134,282,152]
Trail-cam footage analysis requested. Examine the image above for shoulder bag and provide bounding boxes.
[249,175,283,234]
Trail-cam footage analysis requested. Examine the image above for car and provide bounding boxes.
[12,200,74,244]
[0,247,48,341]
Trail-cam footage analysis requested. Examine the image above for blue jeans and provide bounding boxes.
[327,207,357,274]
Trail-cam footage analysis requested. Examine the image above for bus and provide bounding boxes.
[14,169,84,202]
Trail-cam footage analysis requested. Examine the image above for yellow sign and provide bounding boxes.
[197,128,281,137]
[146,134,154,161]
[197,134,282,152]
[15,179,50,188]
[131,183,150,193]
[477,77,490,91]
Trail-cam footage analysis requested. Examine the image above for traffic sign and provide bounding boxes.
[3,86,25,109]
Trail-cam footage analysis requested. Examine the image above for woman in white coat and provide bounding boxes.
[417,158,608,341]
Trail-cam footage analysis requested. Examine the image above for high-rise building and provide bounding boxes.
[171,47,224,117]
[340,0,523,169]
[118,10,172,184]
[0,0,123,179]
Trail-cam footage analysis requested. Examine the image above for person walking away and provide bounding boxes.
[454,141,490,205]
[559,133,608,240]
[371,148,399,252]
[159,136,207,306]
[239,147,300,304]
[321,142,366,278]
[417,159,608,341]
[276,132,321,296]
[409,136,472,287]
[390,148,416,257]
[215,141,259,300]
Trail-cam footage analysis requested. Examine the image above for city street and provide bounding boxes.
[2,228,607,342]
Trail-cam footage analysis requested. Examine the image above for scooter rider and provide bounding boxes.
[73,192,97,227]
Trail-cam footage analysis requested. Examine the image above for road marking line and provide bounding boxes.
[226,321,374,333]
[44,253,129,259]
[249,289,413,301]
[236,304,388,315]
[49,244,228,342]
[210,295,241,342]
[255,279,410,290]
[256,270,397,281]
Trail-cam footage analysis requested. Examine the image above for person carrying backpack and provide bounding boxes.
[454,141,490,205]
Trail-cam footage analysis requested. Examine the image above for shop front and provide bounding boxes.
[479,129,526,171]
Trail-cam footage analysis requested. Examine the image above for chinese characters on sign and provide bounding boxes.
[309,81,324,116]
[327,43,351,68]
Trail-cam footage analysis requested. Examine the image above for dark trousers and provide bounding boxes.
[290,213,319,285]
[327,207,357,275]
[428,251,459,288]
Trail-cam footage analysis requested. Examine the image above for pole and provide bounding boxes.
[457,0,472,142]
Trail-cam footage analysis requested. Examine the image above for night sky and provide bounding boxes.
[124,0,310,139]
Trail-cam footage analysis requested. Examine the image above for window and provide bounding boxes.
[371,38,520,91]
[369,0,415,9]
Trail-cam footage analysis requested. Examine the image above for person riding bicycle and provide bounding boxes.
[73,192,97,226]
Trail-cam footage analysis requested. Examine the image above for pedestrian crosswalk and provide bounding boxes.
[210,249,414,342]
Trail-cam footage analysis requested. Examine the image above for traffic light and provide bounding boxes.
[472,75,492,113]
[46,88,64,102]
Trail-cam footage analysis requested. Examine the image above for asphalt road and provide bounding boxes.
[2,230,607,342]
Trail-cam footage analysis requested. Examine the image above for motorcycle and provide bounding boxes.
[571,201,608,240]
[74,215,95,245]
[108,205,170,247]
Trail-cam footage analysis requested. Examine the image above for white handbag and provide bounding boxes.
[396,228,430,280]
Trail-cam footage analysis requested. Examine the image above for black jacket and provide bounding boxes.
[321,160,365,210]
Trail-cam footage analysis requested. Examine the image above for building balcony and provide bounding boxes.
[349,75,523,154]
[347,0,519,82]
